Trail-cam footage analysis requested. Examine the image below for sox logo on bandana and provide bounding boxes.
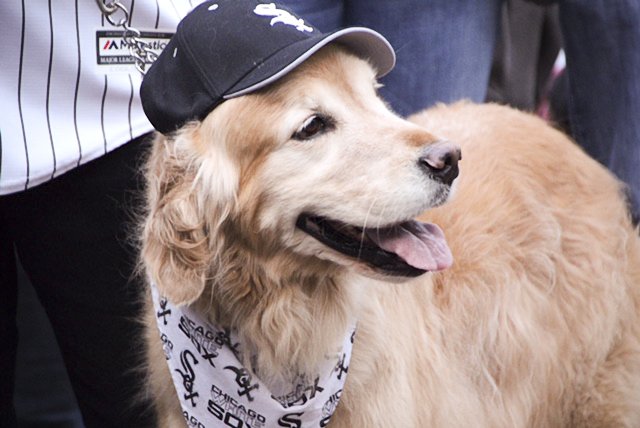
[151,285,355,428]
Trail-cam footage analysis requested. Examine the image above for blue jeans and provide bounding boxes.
[281,0,502,117]
[559,0,640,218]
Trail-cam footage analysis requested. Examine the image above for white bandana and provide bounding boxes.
[151,285,354,428]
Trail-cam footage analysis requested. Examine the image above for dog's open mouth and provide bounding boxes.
[296,214,453,277]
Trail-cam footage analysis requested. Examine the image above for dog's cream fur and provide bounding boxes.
[141,46,640,427]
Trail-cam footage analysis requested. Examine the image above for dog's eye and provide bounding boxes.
[292,115,333,141]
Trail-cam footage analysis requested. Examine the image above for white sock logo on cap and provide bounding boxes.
[254,3,313,33]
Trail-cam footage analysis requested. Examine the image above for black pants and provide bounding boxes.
[0,136,156,427]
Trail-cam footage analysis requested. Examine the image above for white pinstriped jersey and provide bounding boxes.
[0,0,205,195]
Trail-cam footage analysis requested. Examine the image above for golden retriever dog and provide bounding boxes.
[140,45,640,427]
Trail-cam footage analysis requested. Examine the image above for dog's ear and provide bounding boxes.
[141,127,237,305]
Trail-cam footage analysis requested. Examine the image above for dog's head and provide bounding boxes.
[142,46,459,305]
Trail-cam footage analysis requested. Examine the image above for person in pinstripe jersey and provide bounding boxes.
[0,1,205,426]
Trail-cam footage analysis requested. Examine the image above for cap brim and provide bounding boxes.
[224,27,396,99]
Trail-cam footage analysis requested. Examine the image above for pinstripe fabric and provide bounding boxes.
[45,0,56,180]
[0,0,204,195]
[73,0,83,168]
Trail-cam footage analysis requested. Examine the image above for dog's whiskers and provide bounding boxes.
[357,197,379,262]
[374,200,392,242]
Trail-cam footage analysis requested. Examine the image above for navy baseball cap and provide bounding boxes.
[140,0,396,134]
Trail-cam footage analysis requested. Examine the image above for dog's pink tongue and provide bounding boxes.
[367,221,453,271]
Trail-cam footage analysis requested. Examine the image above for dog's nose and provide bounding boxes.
[418,141,461,186]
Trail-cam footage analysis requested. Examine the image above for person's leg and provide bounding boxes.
[0,214,18,427]
[14,263,84,428]
[282,0,503,116]
[559,0,640,219]
[487,0,561,111]
[7,135,155,427]
[344,0,503,116]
